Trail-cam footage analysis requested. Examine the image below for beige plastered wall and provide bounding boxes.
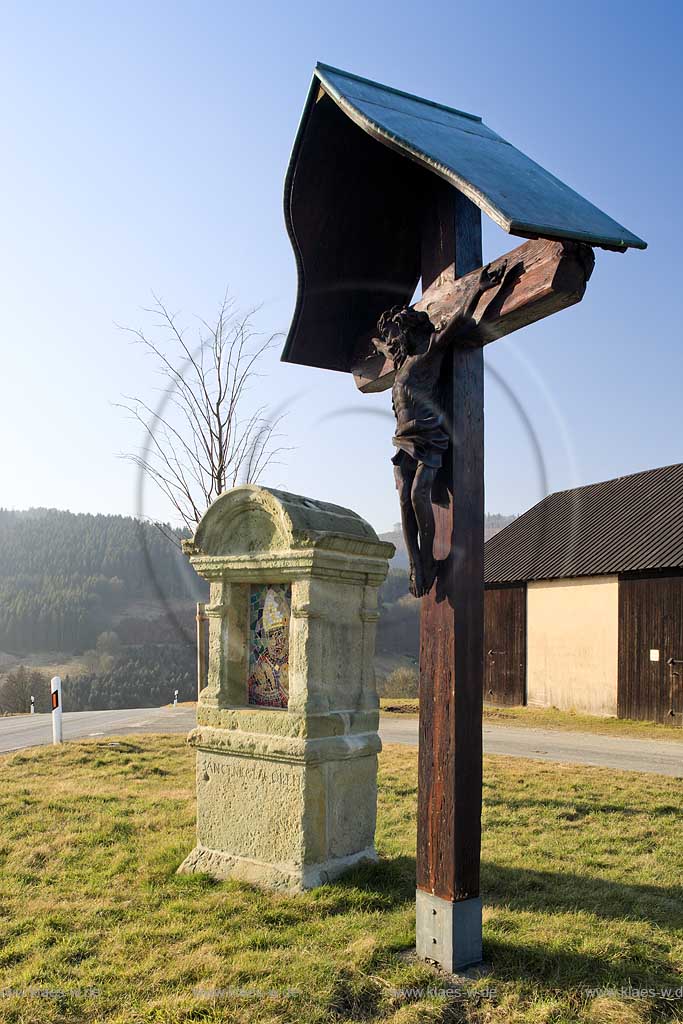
[526,575,619,716]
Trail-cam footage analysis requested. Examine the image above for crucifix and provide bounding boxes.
[282,63,645,971]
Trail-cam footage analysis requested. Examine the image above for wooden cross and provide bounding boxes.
[352,176,594,970]
[281,63,643,976]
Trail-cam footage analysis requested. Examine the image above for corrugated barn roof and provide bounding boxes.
[485,463,683,584]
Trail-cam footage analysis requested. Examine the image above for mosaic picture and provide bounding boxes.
[247,583,291,708]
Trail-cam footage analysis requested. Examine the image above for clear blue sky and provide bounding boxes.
[1,0,679,533]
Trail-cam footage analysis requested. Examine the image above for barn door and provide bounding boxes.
[668,656,683,724]
[618,575,683,725]
[483,586,526,706]
[665,575,683,724]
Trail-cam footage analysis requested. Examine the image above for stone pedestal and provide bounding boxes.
[178,485,394,891]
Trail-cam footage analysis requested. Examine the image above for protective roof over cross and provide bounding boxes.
[282,62,646,374]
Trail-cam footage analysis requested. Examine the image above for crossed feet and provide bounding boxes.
[408,557,440,598]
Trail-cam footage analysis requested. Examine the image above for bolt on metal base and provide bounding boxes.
[415,890,482,972]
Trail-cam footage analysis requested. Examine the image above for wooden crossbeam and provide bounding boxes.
[352,237,595,393]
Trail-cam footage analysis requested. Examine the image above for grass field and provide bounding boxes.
[0,737,681,1023]
[380,699,683,742]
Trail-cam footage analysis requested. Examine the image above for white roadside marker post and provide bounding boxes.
[50,676,63,744]
[30,695,35,715]
[173,689,179,710]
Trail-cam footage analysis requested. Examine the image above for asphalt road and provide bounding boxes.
[0,706,197,754]
[381,717,683,777]
[1,708,682,776]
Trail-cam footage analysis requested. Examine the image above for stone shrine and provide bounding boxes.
[178,485,394,891]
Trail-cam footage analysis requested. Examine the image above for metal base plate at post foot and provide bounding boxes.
[416,890,482,972]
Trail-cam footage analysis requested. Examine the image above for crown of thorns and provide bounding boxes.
[377,305,432,339]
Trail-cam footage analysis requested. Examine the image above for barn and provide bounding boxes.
[483,463,683,725]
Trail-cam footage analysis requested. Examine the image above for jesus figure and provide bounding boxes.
[373,262,508,598]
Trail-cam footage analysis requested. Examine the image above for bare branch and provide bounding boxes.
[119,294,288,527]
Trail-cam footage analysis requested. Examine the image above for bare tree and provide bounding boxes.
[0,666,49,715]
[119,294,288,534]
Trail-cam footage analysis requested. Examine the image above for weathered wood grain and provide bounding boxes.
[484,585,526,707]
[618,574,683,726]
[352,237,595,393]
[417,186,484,902]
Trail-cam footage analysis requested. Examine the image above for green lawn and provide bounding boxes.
[380,698,683,742]
[0,736,681,1023]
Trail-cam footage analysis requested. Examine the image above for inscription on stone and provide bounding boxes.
[201,757,301,789]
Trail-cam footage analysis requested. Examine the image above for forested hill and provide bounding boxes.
[0,509,202,654]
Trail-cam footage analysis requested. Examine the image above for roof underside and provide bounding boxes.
[484,464,683,585]
[282,63,646,372]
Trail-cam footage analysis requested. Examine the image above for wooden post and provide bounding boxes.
[416,181,485,971]
[196,602,208,700]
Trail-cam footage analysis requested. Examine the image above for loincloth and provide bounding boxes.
[391,417,450,508]
[391,416,449,469]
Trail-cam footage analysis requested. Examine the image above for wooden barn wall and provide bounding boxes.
[484,585,526,706]
[618,574,683,725]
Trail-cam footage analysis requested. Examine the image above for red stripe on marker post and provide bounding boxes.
[50,676,63,744]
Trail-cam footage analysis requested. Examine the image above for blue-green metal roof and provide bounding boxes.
[314,63,646,252]
[281,63,646,373]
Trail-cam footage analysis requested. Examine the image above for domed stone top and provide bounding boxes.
[184,485,394,563]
